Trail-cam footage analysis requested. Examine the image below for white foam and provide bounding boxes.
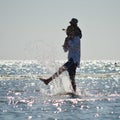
[49,71,74,95]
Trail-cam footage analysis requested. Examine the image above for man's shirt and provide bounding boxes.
[68,36,81,67]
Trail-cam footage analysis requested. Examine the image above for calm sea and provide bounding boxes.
[0,60,120,120]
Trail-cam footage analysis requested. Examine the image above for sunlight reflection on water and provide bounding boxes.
[0,60,120,120]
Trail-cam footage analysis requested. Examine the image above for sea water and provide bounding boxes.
[0,60,120,120]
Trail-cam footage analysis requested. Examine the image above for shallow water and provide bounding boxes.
[0,60,120,120]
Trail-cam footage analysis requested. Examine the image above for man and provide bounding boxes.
[39,18,82,92]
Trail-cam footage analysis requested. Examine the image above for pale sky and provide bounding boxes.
[0,0,120,60]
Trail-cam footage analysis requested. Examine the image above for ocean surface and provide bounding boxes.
[0,60,120,120]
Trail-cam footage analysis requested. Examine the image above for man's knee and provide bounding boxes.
[69,74,75,80]
[59,66,66,73]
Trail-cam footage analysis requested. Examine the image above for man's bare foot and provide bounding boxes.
[39,78,49,85]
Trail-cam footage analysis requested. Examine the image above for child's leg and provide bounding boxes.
[63,37,69,52]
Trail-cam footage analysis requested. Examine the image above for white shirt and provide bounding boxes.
[68,36,81,67]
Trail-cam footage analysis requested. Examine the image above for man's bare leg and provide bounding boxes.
[69,75,76,92]
[39,66,66,85]
[71,81,76,92]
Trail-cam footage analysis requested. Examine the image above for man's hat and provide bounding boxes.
[69,18,78,24]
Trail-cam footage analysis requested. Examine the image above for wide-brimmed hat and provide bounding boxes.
[69,18,78,24]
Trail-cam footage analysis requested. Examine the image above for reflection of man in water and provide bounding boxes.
[39,18,82,92]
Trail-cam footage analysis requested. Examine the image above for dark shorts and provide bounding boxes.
[63,58,77,79]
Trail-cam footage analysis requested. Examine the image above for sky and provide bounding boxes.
[0,0,120,60]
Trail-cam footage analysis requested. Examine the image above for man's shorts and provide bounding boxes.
[63,58,77,78]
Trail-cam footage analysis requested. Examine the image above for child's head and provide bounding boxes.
[69,18,78,25]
